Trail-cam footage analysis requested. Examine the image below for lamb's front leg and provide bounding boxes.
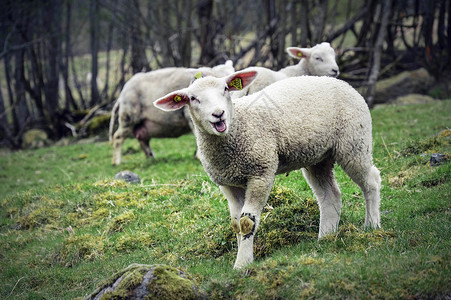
[220,186,245,250]
[234,177,274,269]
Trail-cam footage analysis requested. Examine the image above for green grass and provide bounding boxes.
[1,100,450,299]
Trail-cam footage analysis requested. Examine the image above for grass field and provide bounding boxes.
[0,100,450,299]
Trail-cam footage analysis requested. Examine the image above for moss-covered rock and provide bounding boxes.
[85,263,205,300]
[357,68,435,104]
[87,113,111,136]
[21,129,50,149]
[392,93,436,105]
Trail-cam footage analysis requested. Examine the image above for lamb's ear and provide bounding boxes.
[154,91,189,111]
[224,60,234,68]
[287,47,311,60]
[226,71,258,91]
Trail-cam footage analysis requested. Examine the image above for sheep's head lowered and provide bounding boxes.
[287,42,339,77]
[154,71,258,136]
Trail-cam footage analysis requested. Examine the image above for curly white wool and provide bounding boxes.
[154,71,381,269]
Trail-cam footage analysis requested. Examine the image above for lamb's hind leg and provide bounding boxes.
[134,120,155,158]
[112,127,129,165]
[138,137,154,158]
[341,161,381,229]
[302,159,342,239]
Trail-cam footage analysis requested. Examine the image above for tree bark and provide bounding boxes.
[89,0,101,107]
[179,0,193,66]
[13,49,30,134]
[62,1,76,111]
[365,0,392,107]
[299,0,310,46]
[44,0,62,135]
[130,0,149,73]
[312,0,328,43]
[198,0,215,65]
[290,0,298,46]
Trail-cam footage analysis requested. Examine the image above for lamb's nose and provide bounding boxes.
[212,110,224,119]
[332,69,339,76]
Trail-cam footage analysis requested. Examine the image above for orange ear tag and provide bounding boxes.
[173,95,182,103]
[229,78,243,90]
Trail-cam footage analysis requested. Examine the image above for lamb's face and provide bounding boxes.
[188,77,234,136]
[153,71,258,136]
[308,43,339,77]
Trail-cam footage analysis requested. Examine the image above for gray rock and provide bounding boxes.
[115,171,141,184]
[430,153,447,167]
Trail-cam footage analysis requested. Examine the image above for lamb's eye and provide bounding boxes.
[315,57,323,62]
[190,96,199,103]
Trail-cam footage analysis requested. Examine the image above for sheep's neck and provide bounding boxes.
[278,60,308,77]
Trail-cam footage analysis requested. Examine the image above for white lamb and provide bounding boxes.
[154,71,381,269]
[232,42,339,98]
[109,60,234,165]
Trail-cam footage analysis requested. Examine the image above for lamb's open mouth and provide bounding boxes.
[211,120,227,133]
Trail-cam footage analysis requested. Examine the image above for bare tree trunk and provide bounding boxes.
[0,76,13,147]
[130,0,149,73]
[299,0,310,46]
[312,0,328,43]
[110,43,129,102]
[357,0,378,47]
[44,0,62,136]
[70,54,87,109]
[448,0,451,65]
[365,0,392,107]
[276,0,287,69]
[89,0,101,107]
[290,0,298,46]
[265,0,278,65]
[62,1,76,111]
[3,56,15,126]
[13,49,30,135]
[102,0,118,99]
[198,0,215,65]
[179,0,193,66]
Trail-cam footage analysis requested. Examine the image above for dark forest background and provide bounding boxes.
[0,0,450,148]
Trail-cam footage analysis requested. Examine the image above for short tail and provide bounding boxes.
[109,99,120,144]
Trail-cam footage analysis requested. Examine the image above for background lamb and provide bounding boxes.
[232,42,339,98]
[109,61,234,165]
[154,71,381,269]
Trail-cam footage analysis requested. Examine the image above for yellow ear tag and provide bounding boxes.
[297,52,303,57]
[194,72,202,79]
[173,95,182,103]
[229,77,243,90]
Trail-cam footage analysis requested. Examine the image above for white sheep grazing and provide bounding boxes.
[109,60,234,165]
[232,42,339,98]
[154,71,381,269]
